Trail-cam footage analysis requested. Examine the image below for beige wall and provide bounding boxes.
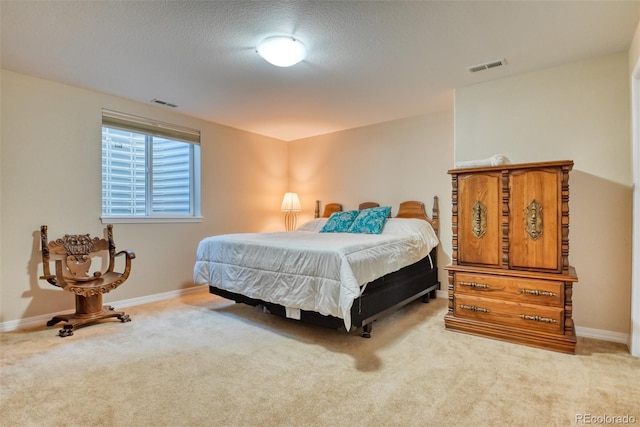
[288,111,455,294]
[2,51,634,339]
[455,52,633,334]
[0,70,288,324]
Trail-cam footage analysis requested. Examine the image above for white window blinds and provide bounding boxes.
[101,110,201,219]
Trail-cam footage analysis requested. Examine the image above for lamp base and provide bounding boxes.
[284,211,297,232]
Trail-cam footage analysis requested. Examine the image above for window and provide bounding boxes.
[101,110,201,223]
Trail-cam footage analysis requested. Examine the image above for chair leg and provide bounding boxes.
[46,293,131,337]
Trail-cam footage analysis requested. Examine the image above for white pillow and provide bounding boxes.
[296,218,328,232]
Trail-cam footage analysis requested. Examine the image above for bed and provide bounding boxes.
[193,198,440,337]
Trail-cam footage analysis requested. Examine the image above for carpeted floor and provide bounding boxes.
[1,288,639,427]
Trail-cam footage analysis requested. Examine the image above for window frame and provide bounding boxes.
[100,109,202,224]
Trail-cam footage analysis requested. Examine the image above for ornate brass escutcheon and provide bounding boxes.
[525,199,543,240]
[472,201,487,238]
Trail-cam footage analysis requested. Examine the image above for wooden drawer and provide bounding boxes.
[454,294,564,334]
[454,272,563,307]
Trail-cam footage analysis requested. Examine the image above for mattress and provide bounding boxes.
[193,218,439,330]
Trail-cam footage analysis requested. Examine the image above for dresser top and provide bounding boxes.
[448,160,573,174]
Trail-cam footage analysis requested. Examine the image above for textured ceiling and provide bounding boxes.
[1,1,639,141]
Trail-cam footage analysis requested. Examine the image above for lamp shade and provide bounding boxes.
[281,192,302,212]
[256,36,306,67]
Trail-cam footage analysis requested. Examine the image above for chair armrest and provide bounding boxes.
[113,249,135,281]
[115,249,136,260]
[39,274,61,287]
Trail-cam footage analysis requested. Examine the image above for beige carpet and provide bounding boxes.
[1,288,639,427]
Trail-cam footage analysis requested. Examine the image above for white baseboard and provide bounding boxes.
[2,287,632,347]
[436,289,448,299]
[575,325,630,345]
[0,285,207,333]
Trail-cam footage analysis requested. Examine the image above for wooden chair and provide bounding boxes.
[40,224,135,337]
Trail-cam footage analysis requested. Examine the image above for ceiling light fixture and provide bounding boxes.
[256,36,306,67]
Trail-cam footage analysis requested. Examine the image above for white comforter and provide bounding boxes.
[193,218,439,330]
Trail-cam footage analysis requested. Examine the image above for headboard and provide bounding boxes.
[358,202,379,210]
[313,197,439,235]
[396,198,439,236]
[314,201,343,218]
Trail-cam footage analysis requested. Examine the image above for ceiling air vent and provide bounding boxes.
[151,98,178,108]
[468,58,506,73]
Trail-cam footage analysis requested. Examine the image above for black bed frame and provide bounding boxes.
[208,247,439,338]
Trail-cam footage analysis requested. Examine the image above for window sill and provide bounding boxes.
[100,216,203,224]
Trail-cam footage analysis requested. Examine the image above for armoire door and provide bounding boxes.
[457,172,502,267]
[509,167,561,272]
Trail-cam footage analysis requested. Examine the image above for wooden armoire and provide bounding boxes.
[445,160,578,353]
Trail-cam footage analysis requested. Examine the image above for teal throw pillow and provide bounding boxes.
[347,206,392,234]
[320,210,360,233]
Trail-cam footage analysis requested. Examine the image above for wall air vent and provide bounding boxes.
[151,98,178,108]
[468,58,506,73]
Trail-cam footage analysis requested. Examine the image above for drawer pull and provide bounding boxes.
[459,281,490,290]
[519,314,558,324]
[519,288,557,297]
[459,304,490,313]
